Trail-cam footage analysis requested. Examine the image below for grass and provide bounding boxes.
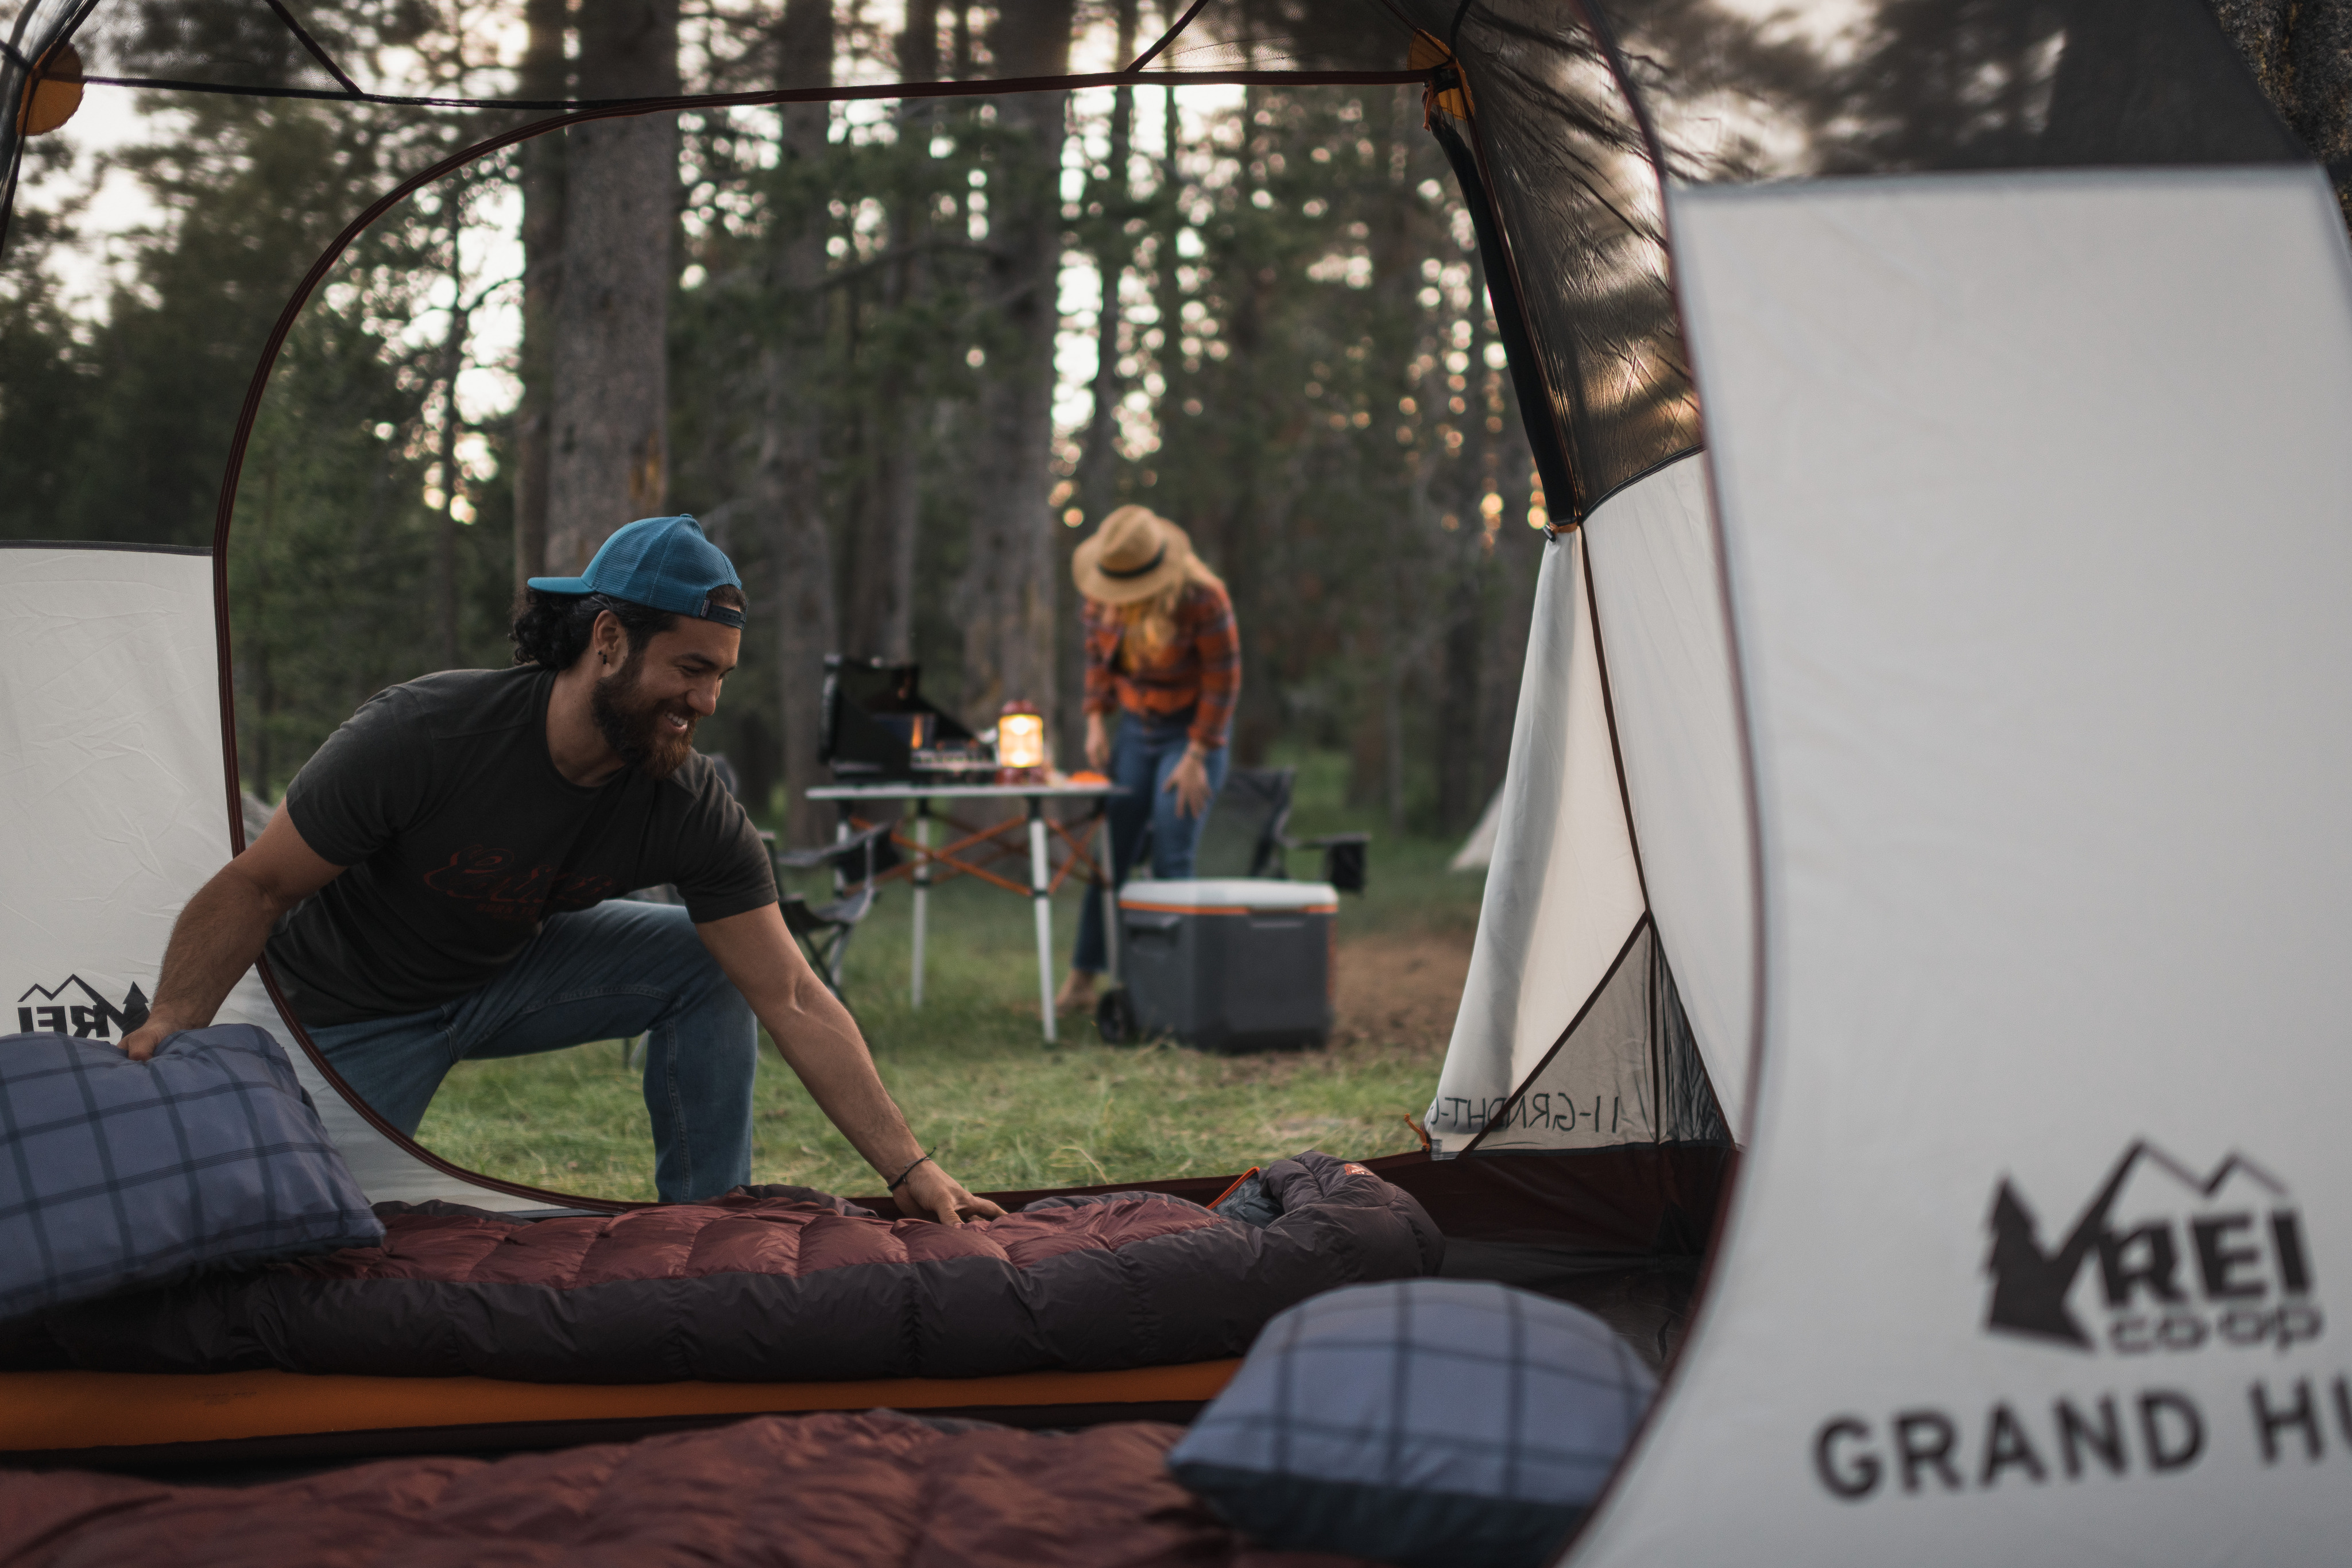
[415,752,1484,1203]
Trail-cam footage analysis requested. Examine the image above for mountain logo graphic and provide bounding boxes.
[13,974,150,1040]
[1985,1141,2321,1356]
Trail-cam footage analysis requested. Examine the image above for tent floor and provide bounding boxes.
[0,1360,1238,1478]
[1440,1241,1701,1373]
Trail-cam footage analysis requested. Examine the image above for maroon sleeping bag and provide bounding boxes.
[1,1152,1441,1382]
[0,1410,1380,1568]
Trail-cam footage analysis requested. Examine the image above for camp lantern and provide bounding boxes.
[995,702,1046,779]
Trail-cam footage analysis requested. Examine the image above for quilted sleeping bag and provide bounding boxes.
[0,1152,1441,1381]
[0,1411,1384,1568]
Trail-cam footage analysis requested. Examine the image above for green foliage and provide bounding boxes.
[0,189,91,534]
[5,42,1537,832]
[230,282,514,794]
[675,81,1538,831]
[1,61,454,545]
[1130,86,1530,810]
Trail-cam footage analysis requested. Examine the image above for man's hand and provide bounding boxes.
[898,1159,1005,1228]
[120,1009,194,1063]
[1163,745,1213,819]
[1084,712,1111,771]
[119,804,344,1062]
[702,906,1005,1226]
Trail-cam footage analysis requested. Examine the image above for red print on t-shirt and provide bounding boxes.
[422,846,616,923]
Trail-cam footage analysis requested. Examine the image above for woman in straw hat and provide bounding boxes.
[1057,505,1241,1015]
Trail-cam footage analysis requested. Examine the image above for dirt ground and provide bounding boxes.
[1247,925,1473,1152]
[1330,927,1475,1055]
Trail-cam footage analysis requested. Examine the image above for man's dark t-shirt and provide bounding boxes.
[266,667,776,1026]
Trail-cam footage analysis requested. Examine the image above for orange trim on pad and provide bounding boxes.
[0,1361,1241,1454]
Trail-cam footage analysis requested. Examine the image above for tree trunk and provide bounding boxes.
[546,0,677,575]
[1057,6,1138,757]
[1074,0,1138,529]
[1351,83,1436,812]
[1436,566,1481,831]
[1437,311,1499,831]
[1383,630,1408,835]
[511,0,566,589]
[759,0,838,846]
[846,394,923,661]
[433,259,466,669]
[842,0,941,666]
[1481,477,1539,807]
[953,0,1074,723]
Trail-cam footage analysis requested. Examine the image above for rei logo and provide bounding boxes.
[1986,1141,2320,1356]
[13,974,150,1040]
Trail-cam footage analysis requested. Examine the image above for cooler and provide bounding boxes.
[1115,878,1337,1054]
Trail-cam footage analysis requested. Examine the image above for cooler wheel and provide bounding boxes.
[1096,988,1137,1045]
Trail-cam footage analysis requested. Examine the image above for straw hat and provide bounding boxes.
[1072,505,1194,604]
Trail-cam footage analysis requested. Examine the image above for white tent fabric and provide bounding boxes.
[1425,531,1647,1155]
[1581,453,1755,1139]
[0,544,539,1211]
[1569,167,2352,1563]
[1447,784,1505,872]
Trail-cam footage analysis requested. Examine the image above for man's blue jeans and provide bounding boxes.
[1071,711,1231,974]
[305,900,757,1203]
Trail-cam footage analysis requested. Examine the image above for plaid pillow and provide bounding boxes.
[0,1025,382,1322]
[1167,1279,1655,1568]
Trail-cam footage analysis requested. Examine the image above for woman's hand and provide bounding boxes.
[1165,745,1214,819]
[1085,712,1111,771]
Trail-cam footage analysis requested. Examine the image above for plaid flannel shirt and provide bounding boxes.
[1082,580,1241,749]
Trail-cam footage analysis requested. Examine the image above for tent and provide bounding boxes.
[1415,2,2352,1562]
[8,0,2352,1559]
[1445,783,1502,871]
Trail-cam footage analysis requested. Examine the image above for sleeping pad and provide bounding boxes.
[0,1410,1381,1568]
[0,1152,1441,1382]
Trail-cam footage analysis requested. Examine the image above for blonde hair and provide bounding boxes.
[1113,556,1225,661]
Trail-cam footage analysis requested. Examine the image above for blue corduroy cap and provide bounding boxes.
[528,515,745,629]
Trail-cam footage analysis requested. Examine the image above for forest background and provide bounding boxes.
[0,0,1550,846]
[0,0,2344,849]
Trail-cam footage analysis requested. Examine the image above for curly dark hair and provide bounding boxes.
[509,583,748,671]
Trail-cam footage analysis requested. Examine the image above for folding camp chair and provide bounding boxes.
[773,818,898,1000]
[1193,767,1371,892]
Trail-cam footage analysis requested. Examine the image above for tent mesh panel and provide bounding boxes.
[1405,0,1695,521]
[62,3,357,95]
[1469,919,1727,1154]
[1588,0,2301,184]
[1392,0,2305,517]
[1652,933,1723,1145]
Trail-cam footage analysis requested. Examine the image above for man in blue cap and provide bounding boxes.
[119,516,999,1224]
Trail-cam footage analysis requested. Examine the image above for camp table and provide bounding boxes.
[803,780,1122,1043]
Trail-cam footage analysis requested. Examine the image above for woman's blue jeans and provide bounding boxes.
[1072,712,1230,975]
[304,900,757,1203]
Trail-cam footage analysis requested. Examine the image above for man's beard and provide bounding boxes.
[591,650,698,781]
